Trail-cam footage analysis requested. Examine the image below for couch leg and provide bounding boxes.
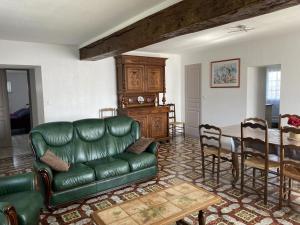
[4,206,18,225]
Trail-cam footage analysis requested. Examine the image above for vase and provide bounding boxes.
[289,132,300,141]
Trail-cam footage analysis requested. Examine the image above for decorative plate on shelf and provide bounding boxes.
[137,96,144,104]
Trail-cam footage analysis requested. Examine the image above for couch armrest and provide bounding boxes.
[146,142,160,155]
[0,202,18,225]
[33,161,53,182]
[33,161,53,209]
[0,172,37,196]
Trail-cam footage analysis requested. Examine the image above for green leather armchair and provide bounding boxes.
[0,172,43,225]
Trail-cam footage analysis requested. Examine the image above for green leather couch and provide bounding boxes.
[0,172,43,225]
[30,116,159,209]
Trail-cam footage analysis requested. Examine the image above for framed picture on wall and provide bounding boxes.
[210,58,240,88]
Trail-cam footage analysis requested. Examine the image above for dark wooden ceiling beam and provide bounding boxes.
[80,0,300,60]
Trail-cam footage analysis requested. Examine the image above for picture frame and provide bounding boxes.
[210,58,240,88]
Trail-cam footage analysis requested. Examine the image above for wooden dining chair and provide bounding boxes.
[279,126,300,208]
[168,103,185,139]
[199,124,234,184]
[240,118,280,205]
[279,114,300,159]
[99,108,116,118]
[279,114,300,127]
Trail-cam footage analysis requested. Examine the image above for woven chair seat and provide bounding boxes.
[203,147,232,158]
[283,165,300,181]
[245,154,280,170]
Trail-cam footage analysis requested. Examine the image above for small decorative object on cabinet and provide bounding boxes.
[115,55,170,141]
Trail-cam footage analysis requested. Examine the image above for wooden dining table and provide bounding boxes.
[207,124,300,184]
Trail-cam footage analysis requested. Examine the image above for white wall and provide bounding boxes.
[0,40,117,122]
[0,40,181,123]
[247,67,266,119]
[181,30,300,127]
[6,70,29,113]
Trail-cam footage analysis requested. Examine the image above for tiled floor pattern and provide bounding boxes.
[1,137,300,225]
[0,134,32,159]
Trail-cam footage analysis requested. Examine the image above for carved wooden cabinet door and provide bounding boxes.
[149,113,168,138]
[134,115,149,137]
[125,65,144,93]
[145,66,164,92]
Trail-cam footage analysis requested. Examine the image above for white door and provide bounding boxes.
[0,69,12,147]
[185,64,201,137]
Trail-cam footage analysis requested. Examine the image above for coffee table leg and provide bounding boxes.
[198,210,205,225]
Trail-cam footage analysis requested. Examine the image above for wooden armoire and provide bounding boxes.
[115,55,170,141]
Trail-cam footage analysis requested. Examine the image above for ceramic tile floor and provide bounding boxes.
[1,136,300,225]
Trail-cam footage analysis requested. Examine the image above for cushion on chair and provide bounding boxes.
[53,163,95,191]
[115,152,157,171]
[85,157,130,180]
[40,150,70,172]
[0,192,43,225]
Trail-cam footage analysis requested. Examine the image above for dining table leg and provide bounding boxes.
[231,137,240,185]
[232,152,239,185]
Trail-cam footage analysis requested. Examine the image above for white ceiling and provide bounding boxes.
[139,5,300,54]
[0,0,180,46]
[1,1,299,52]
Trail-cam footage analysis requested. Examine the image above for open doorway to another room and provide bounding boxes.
[6,70,32,155]
[247,65,281,128]
[0,67,44,158]
[7,70,31,136]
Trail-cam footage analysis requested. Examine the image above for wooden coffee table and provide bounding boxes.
[92,182,221,225]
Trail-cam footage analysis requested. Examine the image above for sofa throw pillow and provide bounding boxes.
[40,150,70,172]
[127,138,154,154]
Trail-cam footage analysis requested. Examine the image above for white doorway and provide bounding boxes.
[0,67,44,153]
[185,64,201,137]
[247,65,281,128]
[6,70,32,136]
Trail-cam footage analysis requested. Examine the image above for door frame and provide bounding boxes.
[0,69,12,147]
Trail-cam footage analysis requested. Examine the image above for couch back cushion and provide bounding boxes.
[105,116,140,155]
[30,116,140,164]
[73,119,109,162]
[31,122,74,163]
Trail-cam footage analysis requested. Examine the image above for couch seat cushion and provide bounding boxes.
[53,163,95,191]
[85,157,130,180]
[115,152,157,171]
[0,191,43,225]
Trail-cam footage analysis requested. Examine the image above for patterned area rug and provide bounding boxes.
[3,137,300,225]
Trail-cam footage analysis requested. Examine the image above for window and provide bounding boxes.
[266,65,281,124]
[266,66,281,102]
